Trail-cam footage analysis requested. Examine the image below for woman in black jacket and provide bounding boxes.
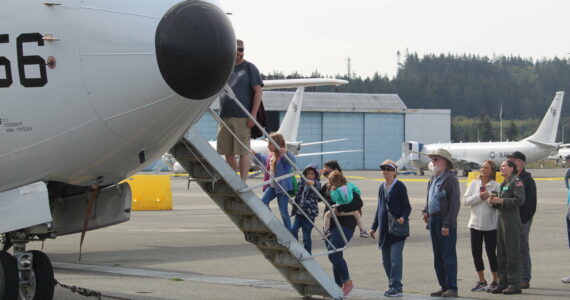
[371,160,412,297]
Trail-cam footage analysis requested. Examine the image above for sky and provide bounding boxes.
[223,0,570,78]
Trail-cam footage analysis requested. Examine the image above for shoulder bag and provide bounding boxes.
[384,184,410,237]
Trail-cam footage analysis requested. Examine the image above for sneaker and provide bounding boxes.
[342,282,355,297]
[562,277,570,283]
[430,289,445,297]
[486,281,498,291]
[470,280,488,292]
[385,289,403,297]
[359,230,370,238]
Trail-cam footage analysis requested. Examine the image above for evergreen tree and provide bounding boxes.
[478,113,494,141]
[505,121,519,141]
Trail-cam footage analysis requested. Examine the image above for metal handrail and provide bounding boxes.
[207,85,350,257]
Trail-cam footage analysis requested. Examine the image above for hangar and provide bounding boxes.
[192,92,450,170]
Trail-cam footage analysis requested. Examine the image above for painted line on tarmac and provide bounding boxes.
[53,262,467,299]
[345,175,564,183]
[170,171,563,182]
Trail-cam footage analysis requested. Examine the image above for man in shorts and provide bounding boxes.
[217,39,263,181]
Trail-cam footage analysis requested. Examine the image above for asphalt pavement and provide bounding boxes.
[29,168,570,299]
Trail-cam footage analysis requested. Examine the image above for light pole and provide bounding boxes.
[477,126,480,142]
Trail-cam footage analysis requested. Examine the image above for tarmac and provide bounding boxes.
[29,168,570,299]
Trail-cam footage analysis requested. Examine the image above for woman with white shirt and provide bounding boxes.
[464,160,501,292]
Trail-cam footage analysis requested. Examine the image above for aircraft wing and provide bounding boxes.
[410,150,480,170]
[296,150,363,157]
[300,138,349,147]
[450,157,480,170]
[262,78,348,90]
[524,139,560,149]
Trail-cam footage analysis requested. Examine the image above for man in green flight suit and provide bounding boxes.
[489,160,525,295]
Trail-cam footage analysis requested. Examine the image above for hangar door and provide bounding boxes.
[364,113,404,170]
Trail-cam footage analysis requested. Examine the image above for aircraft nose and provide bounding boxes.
[155,1,235,100]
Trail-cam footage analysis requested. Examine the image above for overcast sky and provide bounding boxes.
[223,0,570,78]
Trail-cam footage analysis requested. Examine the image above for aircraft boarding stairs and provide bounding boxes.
[169,127,343,300]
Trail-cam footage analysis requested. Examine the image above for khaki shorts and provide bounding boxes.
[217,117,251,155]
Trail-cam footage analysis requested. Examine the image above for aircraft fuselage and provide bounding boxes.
[0,0,235,192]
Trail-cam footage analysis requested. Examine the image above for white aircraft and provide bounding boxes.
[547,144,570,165]
[0,1,245,298]
[166,78,361,173]
[399,91,564,176]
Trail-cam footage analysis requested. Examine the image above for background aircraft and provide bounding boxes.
[398,92,564,176]
[547,144,570,166]
[0,1,236,299]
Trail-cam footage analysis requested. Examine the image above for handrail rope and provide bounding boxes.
[221,86,346,243]
[209,90,342,245]
[207,107,343,253]
[214,86,349,251]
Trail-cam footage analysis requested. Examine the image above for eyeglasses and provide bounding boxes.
[237,48,244,52]
[381,167,395,172]
[431,157,440,162]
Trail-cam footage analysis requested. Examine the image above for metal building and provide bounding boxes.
[193,92,410,170]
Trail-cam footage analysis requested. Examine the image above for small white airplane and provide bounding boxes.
[547,144,570,164]
[165,78,361,173]
[399,91,564,176]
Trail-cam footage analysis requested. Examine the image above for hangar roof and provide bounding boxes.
[211,92,407,113]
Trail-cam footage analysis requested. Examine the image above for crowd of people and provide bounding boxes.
[251,148,539,298]
[217,38,552,298]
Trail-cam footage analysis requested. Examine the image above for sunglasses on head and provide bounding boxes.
[237,47,244,52]
[381,167,395,171]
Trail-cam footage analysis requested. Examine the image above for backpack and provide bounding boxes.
[245,62,267,139]
[288,171,299,197]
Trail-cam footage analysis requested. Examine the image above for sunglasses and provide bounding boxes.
[381,167,395,171]
[431,157,440,162]
[237,47,244,52]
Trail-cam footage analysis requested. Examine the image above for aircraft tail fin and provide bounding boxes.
[277,87,304,142]
[525,91,564,144]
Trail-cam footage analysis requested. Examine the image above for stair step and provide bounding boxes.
[256,237,283,250]
[239,217,270,233]
[270,252,302,268]
[288,268,318,285]
[303,284,328,297]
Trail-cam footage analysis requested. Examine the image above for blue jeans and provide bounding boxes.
[429,215,458,291]
[567,217,570,248]
[326,226,354,286]
[291,215,314,254]
[381,239,405,291]
[261,187,291,231]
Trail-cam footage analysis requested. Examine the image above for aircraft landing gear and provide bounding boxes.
[0,251,19,300]
[10,233,55,300]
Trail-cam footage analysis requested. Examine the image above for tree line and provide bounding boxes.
[262,53,570,142]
